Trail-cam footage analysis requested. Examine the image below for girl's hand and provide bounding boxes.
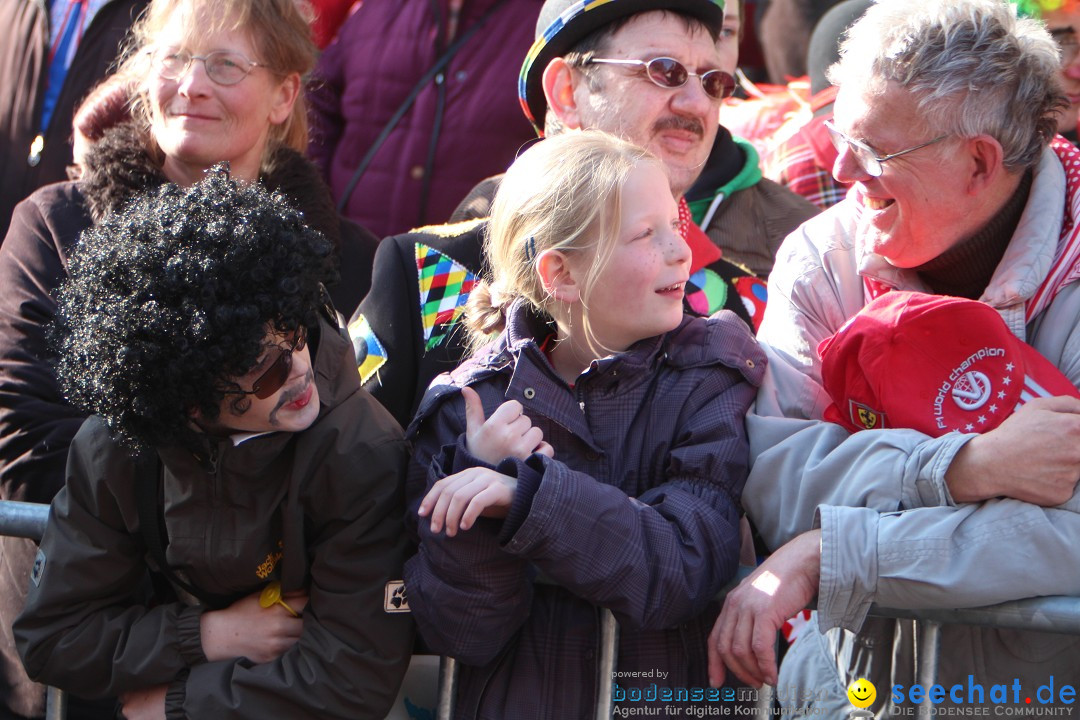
[462,386,554,465]
[417,467,519,536]
[200,588,309,663]
[118,684,166,720]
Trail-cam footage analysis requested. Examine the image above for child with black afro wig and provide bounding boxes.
[14,168,414,720]
[52,166,338,452]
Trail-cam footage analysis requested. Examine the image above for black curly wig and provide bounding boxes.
[53,167,336,451]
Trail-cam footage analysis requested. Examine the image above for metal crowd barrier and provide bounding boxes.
[0,500,49,542]
[0,501,64,720]
[3,500,1080,720]
[435,572,1080,719]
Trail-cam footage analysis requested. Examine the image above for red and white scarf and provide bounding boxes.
[1025,137,1080,321]
[677,196,722,273]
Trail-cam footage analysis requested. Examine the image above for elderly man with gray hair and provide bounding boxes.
[709,0,1080,712]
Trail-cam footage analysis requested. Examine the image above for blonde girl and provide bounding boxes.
[404,130,764,718]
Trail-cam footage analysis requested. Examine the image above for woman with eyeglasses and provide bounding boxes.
[0,1,382,716]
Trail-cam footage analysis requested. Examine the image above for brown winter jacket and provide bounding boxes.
[14,313,414,719]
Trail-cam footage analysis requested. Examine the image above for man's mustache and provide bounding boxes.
[653,115,705,137]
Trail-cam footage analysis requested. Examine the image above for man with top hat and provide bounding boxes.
[708,0,1080,712]
[350,0,818,430]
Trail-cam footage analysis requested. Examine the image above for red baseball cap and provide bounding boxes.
[818,291,1079,436]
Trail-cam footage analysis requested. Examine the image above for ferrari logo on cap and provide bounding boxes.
[849,400,886,430]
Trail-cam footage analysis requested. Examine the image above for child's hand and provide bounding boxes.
[199,588,309,663]
[462,386,554,465]
[418,467,518,536]
[118,684,166,720]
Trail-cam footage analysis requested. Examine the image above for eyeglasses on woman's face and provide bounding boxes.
[149,47,263,86]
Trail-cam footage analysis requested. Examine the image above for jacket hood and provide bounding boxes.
[79,122,342,249]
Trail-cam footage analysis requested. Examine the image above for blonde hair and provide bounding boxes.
[466,130,660,353]
[118,0,317,158]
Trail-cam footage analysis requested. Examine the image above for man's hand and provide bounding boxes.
[200,588,308,663]
[462,386,554,465]
[946,396,1080,506]
[418,467,520,535]
[119,684,167,720]
[708,530,821,688]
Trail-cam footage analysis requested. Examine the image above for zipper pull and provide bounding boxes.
[205,442,220,474]
[27,135,44,167]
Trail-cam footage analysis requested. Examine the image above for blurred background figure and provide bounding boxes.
[756,0,844,84]
[1029,0,1080,143]
[683,0,820,279]
[760,0,871,209]
[0,0,147,241]
[308,0,543,239]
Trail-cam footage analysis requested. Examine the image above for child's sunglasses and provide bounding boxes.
[242,325,308,399]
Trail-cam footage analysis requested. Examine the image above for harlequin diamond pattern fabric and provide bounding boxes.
[416,243,477,351]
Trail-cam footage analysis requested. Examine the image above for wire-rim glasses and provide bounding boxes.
[824,119,948,177]
[1050,28,1080,67]
[150,48,263,86]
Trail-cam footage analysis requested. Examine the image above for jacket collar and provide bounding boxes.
[497,297,668,382]
[468,299,670,447]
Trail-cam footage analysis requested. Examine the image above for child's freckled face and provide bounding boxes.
[572,160,692,352]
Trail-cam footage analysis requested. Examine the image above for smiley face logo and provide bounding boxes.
[847,678,877,709]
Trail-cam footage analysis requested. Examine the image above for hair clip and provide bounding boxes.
[524,235,537,262]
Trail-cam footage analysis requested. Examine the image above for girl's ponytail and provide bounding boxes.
[464,280,509,352]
